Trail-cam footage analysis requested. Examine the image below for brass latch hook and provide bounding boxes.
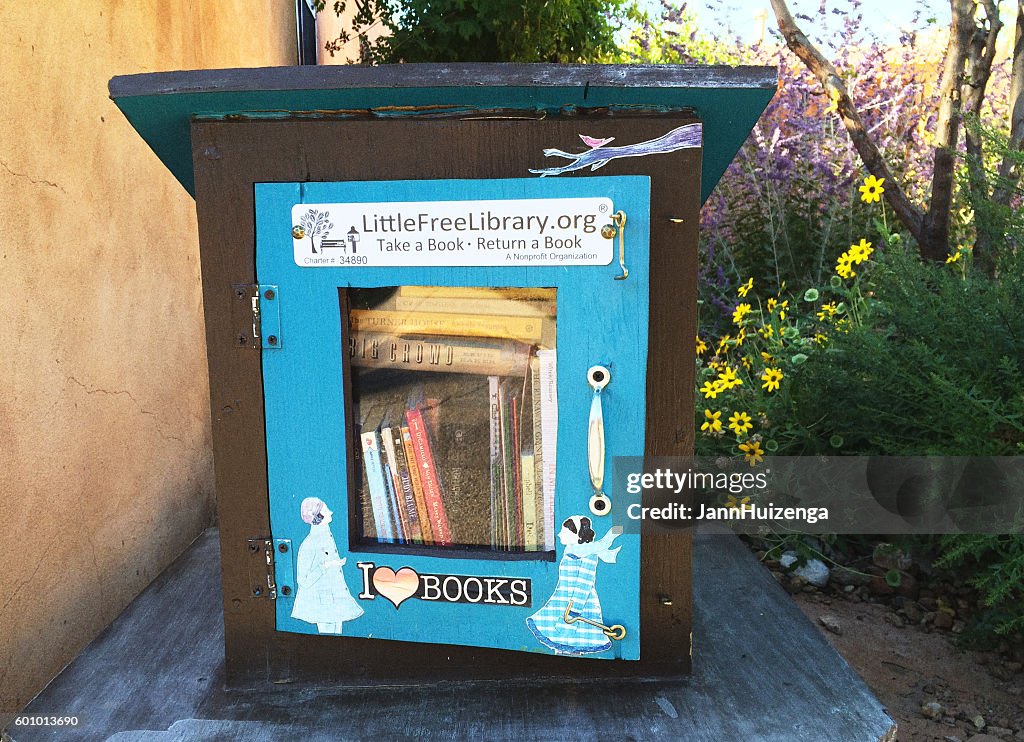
[563,600,627,641]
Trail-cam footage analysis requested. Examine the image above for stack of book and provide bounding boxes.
[349,287,557,552]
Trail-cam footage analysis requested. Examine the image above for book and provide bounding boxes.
[360,430,395,543]
[387,426,423,544]
[394,295,555,319]
[406,406,452,546]
[529,357,547,550]
[401,425,433,545]
[488,376,501,549]
[432,376,491,547]
[399,286,556,302]
[499,383,516,550]
[349,332,531,376]
[350,309,543,344]
[521,453,538,551]
[512,394,523,546]
[380,427,411,543]
[381,458,406,543]
[537,349,558,553]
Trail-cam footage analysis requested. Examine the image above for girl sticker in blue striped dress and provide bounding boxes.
[526,516,623,655]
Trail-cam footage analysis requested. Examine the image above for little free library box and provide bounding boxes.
[109,64,775,684]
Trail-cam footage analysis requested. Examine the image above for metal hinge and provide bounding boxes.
[232,284,281,350]
[246,538,277,600]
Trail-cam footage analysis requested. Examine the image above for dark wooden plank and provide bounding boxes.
[12,529,896,742]
[190,114,700,683]
[109,64,777,98]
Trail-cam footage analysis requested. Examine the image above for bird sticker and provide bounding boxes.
[530,123,703,177]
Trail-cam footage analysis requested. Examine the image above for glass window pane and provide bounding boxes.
[344,286,557,555]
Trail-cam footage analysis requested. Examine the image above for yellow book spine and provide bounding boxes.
[350,309,542,343]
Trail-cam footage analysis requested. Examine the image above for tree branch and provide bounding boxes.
[919,0,974,262]
[993,1,1024,207]
[962,0,1002,273]
[768,0,924,247]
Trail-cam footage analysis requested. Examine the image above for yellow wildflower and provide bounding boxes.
[848,238,874,263]
[817,302,839,321]
[735,327,747,347]
[696,336,708,355]
[700,380,725,399]
[946,251,962,264]
[733,303,752,326]
[814,333,828,346]
[725,494,751,510]
[728,411,753,436]
[859,175,885,204]
[716,335,732,355]
[759,324,775,339]
[760,351,774,364]
[718,365,743,390]
[739,440,765,466]
[741,356,753,370]
[761,367,784,392]
[737,278,754,298]
[836,253,856,279]
[701,409,723,435]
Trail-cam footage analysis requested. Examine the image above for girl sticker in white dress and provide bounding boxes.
[526,516,622,655]
[290,497,364,635]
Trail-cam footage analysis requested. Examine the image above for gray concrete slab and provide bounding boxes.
[8,529,896,741]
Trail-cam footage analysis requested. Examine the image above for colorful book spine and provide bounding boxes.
[380,427,410,543]
[406,407,452,546]
[349,309,543,343]
[360,430,394,542]
[521,453,538,551]
[500,385,516,550]
[389,427,423,544]
[538,349,558,553]
[349,332,531,376]
[394,295,555,319]
[512,394,524,546]
[401,425,433,545]
[398,286,557,302]
[530,357,547,551]
[488,376,501,550]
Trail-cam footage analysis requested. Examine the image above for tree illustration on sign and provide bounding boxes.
[299,209,334,253]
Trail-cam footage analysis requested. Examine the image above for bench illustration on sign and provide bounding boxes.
[529,123,703,176]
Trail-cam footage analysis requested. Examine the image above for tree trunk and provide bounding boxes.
[962,0,1002,274]
[993,1,1024,207]
[919,0,974,263]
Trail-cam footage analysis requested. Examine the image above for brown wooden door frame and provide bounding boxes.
[191,114,700,684]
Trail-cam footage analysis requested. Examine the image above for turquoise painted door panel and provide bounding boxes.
[255,176,649,660]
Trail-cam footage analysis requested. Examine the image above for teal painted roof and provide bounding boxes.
[109,64,776,202]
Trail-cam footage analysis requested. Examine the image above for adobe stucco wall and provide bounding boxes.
[0,1,295,723]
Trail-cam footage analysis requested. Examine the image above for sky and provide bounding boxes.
[661,0,953,43]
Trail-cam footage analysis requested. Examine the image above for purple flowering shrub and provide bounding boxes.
[631,2,1012,330]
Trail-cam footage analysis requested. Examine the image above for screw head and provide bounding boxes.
[248,543,260,553]
[292,225,306,240]
[278,543,289,553]
[600,224,617,239]
[252,586,262,597]
[281,585,292,597]
[264,289,275,300]
[267,335,278,346]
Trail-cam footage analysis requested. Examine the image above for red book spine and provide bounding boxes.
[406,407,452,545]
